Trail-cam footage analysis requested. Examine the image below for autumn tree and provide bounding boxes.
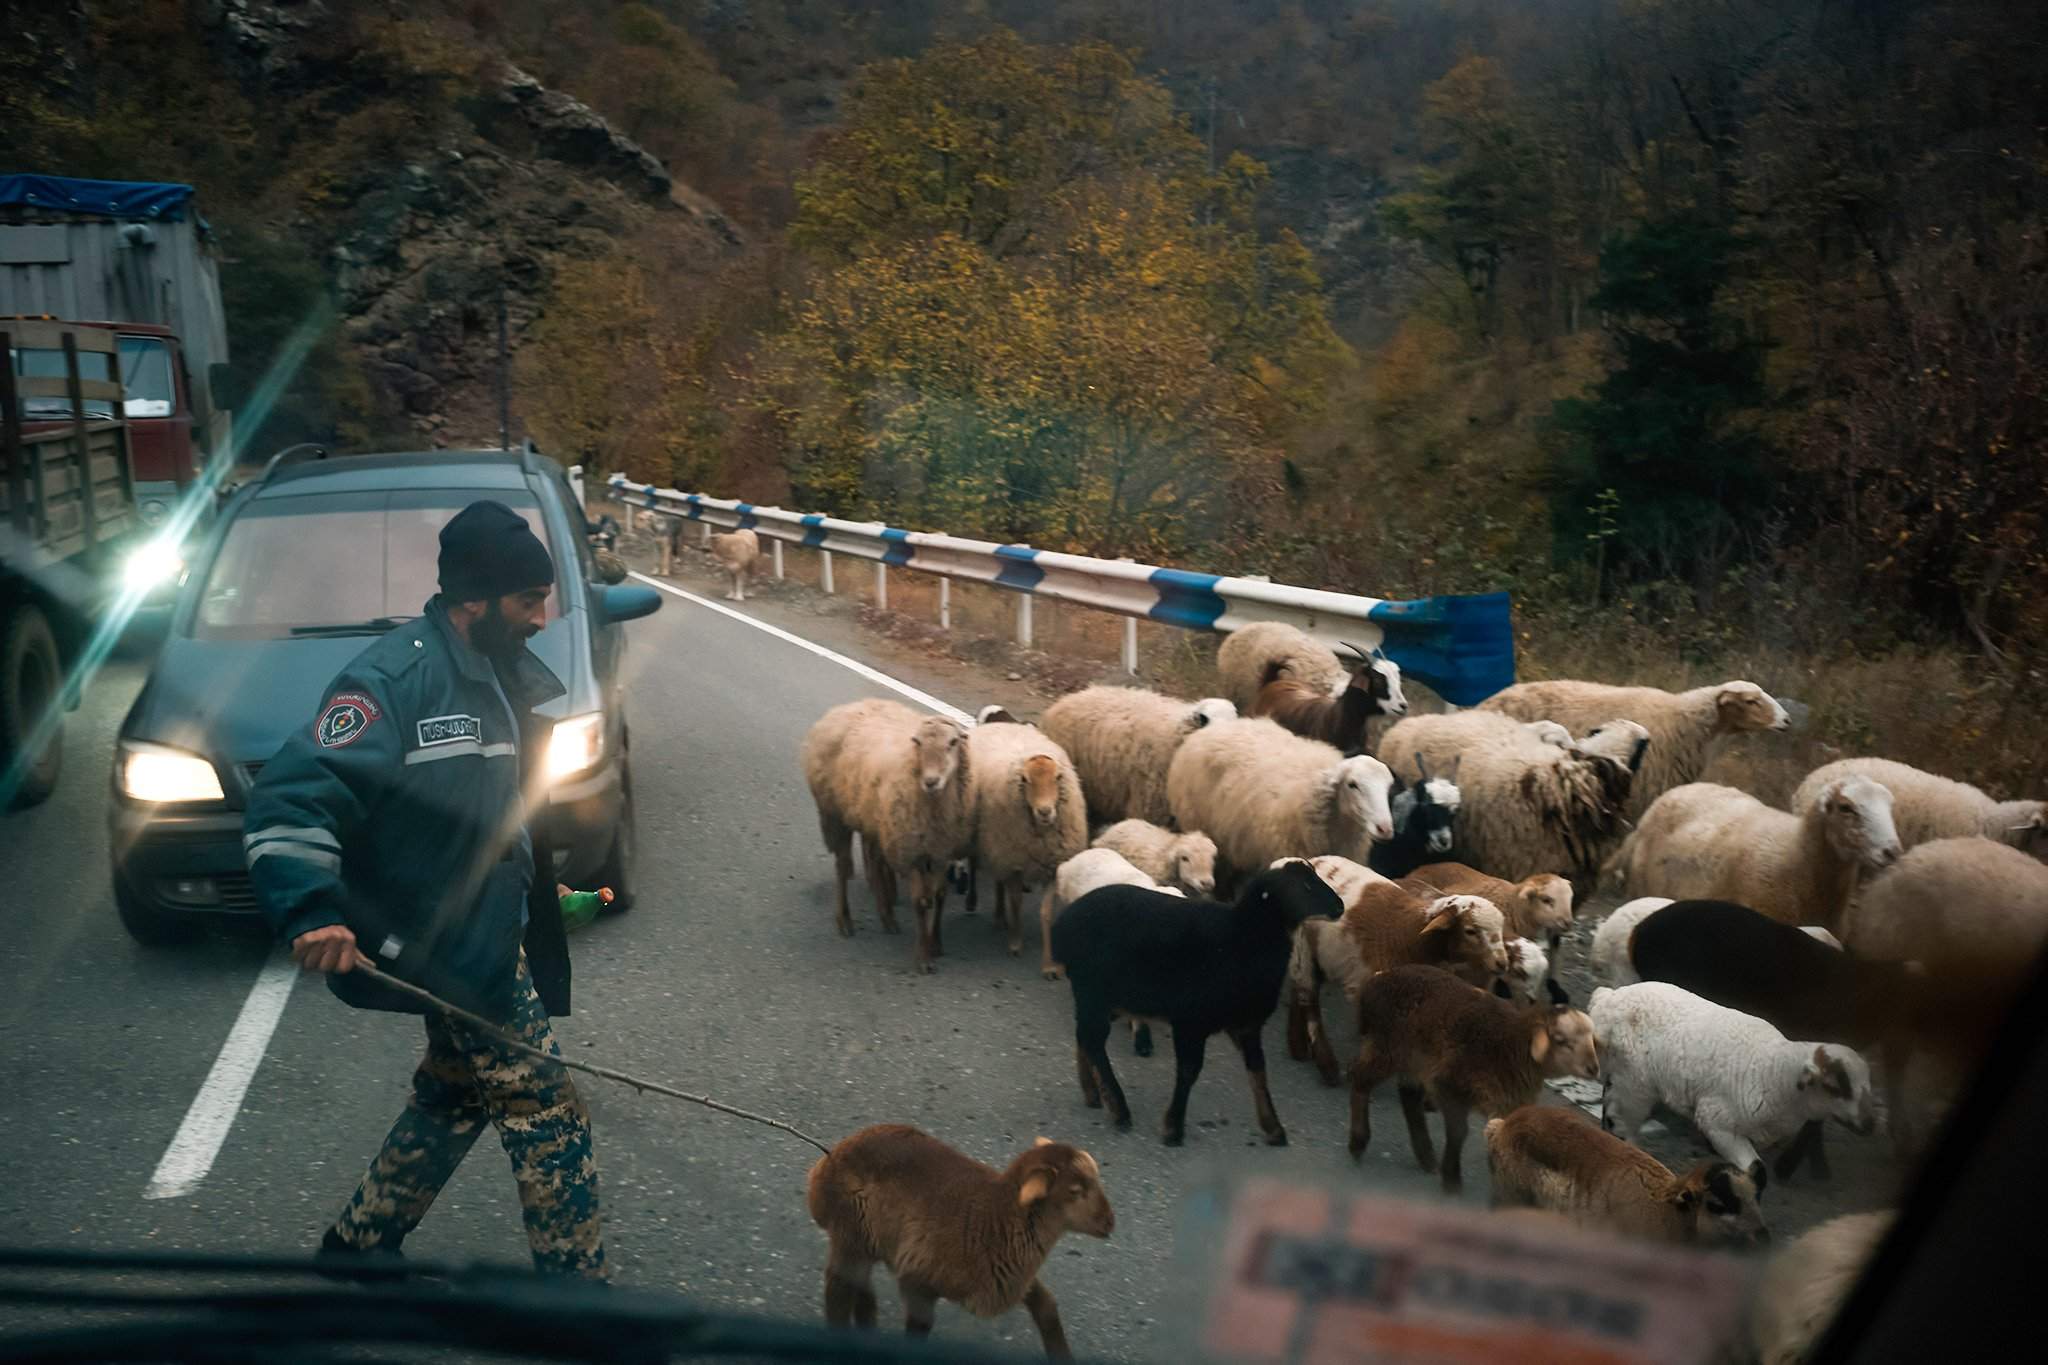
[763,30,1343,557]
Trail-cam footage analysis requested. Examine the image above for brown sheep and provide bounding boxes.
[1347,965,1599,1194]
[1285,871,1510,1087]
[1485,1105,1770,1248]
[1402,861,1576,948]
[807,1125,1114,1359]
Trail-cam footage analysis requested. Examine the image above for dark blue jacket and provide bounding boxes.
[242,599,567,1022]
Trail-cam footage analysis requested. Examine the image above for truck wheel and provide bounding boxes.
[115,875,199,946]
[2,603,64,809]
[594,761,637,913]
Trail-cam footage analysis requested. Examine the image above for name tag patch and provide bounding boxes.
[415,714,483,748]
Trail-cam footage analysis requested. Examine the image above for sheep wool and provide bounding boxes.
[968,722,1089,954]
[1587,896,1675,986]
[1590,982,1877,1180]
[1378,710,1636,882]
[1748,1212,1894,1365]
[1167,718,1396,881]
[1090,819,1218,897]
[1040,686,1235,827]
[1216,621,1347,711]
[1478,678,1789,820]
[1611,778,1900,931]
[1795,756,2046,860]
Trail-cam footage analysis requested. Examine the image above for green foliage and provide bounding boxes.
[1547,213,1774,601]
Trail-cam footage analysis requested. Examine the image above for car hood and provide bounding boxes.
[125,626,580,769]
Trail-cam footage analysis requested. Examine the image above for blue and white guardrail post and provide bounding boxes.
[608,475,1516,704]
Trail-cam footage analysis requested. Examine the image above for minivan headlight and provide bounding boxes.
[123,537,183,592]
[545,713,604,784]
[119,741,225,802]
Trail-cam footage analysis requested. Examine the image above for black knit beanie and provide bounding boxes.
[438,500,555,602]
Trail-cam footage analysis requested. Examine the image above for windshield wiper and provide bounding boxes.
[288,616,415,637]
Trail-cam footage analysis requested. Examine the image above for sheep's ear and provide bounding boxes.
[1018,1170,1053,1207]
[1671,1185,1700,1213]
[1797,1046,1828,1090]
[1492,978,1513,999]
[1545,977,1571,1007]
[1420,908,1456,935]
[1034,1136,1054,1148]
[1529,1024,1552,1064]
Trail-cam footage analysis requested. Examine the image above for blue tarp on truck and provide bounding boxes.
[0,175,199,223]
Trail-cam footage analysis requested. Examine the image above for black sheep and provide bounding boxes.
[1051,859,1341,1147]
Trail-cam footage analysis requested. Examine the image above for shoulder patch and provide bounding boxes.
[316,691,382,749]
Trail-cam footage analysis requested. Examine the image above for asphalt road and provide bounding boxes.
[0,573,1908,1360]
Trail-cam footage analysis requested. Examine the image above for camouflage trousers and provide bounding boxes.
[329,954,607,1277]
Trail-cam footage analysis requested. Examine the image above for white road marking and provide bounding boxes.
[143,950,300,1200]
[631,572,973,723]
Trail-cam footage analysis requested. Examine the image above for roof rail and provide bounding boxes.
[256,443,329,486]
[518,438,545,477]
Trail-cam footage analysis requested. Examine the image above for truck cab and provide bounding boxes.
[9,319,200,528]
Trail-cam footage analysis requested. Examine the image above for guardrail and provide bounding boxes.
[606,475,1515,705]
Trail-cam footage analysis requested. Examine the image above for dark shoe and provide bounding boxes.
[316,1226,408,1281]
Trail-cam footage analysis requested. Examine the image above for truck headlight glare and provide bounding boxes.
[123,538,183,592]
[119,742,225,803]
[545,713,604,784]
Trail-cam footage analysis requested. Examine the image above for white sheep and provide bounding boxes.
[1497,935,1554,1002]
[1591,982,1877,1186]
[1377,710,1639,882]
[1038,686,1236,827]
[1610,778,1902,931]
[1089,819,1217,898]
[1794,757,2046,860]
[1165,718,1396,884]
[801,700,974,972]
[1748,1211,1894,1365]
[1840,836,2048,1156]
[1478,678,1789,820]
[1588,897,1676,986]
[1215,621,1349,710]
[968,722,1089,959]
[709,527,761,600]
[1036,847,1185,982]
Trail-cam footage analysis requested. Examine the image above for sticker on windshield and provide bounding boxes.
[316,692,382,749]
[414,714,482,748]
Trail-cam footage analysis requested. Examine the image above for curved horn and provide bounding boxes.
[1334,640,1365,662]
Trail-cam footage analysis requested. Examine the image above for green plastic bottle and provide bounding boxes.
[558,885,615,931]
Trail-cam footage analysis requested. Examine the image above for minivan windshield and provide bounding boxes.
[193,489,556,640]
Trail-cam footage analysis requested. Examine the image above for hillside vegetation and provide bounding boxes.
[7,1,2043,790]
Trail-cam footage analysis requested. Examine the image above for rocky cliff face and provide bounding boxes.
[205,0,743,445]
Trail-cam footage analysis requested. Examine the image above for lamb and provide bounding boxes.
[1051,860,1341,1146]
[806,1124,1113,1358]
[1840,836,2048,1156]
[708,527,761,600]
[1402,861,1575,949]
[1589,983,1877,1187]
[1478,678,1790,820]
[1497,936,1553,1002]
[1748,1211,1894,1365]
[1165,719,1395,888]
[1794,757,2046,860]
[969,722,1089,959]
[1346,964,1599,1193]
[1377,710,1638,882]
[1215,621,1350,711]
[1089,820,1217,898]
[1249,641,1408,753]
[1039,686,1237,827]
[1610,778,1902,932]
[1484,1105,1770,1248]
[1285,878,1511,1086]
[1366,760,1463,878]
[801,700,973,971]
[1037,847,1185,981]
[1596,899,1918,1059]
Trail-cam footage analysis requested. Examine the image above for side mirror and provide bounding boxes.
[594,583,660,624]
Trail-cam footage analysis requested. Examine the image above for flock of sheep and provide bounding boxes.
[793,618,2048,1362]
